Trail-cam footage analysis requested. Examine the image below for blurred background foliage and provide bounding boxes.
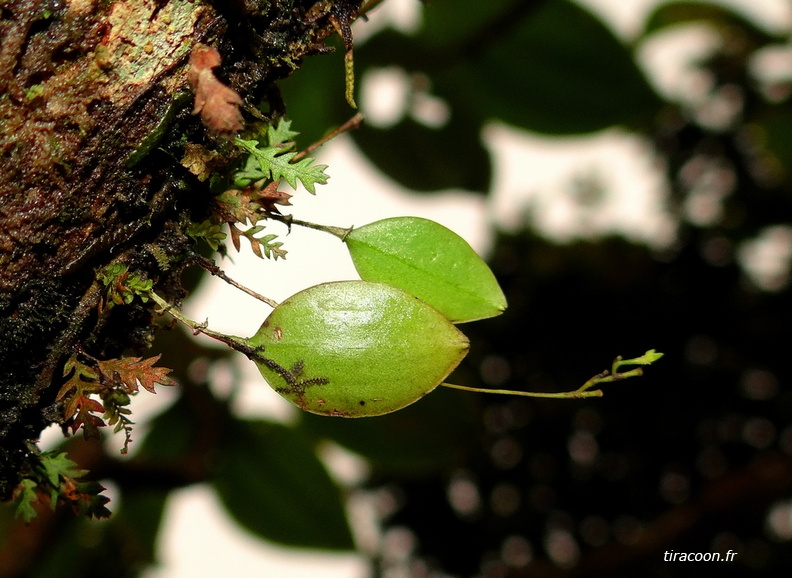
[4,0,792,576]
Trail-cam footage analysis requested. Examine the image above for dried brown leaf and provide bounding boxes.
[97,354,176,394]
[257,181,293,213]
[188,44,244,135]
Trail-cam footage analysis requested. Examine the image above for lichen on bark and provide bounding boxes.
[0,0,360,500]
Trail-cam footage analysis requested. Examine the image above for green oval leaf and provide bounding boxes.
[344,217,506,322]
[248,281,469,417]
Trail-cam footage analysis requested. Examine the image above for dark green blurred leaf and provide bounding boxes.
[417,0,516,49]
[430,0,662,134]
[327,0,662,193]
[137,390,202,462]
[642,0,782,43]
[280,33,492,192]
[26,515,141,578]
[112,489,169,568]
[150,324,234,389]
[28,518,103,578]
[212,419,354,550]
[300,386,477,476]
[276,0,662,193]
[277,37,351,149]
[353,28,426,73]
[351,113,491,192]
[2,476,167,578]
[753,109,792,186]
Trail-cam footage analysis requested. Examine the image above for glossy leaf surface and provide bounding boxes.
[344,217,506,323]
[249,281,469,416]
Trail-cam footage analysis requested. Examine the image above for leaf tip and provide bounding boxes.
[640,349,664,364]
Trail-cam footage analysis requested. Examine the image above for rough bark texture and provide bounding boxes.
[0,0,359,499]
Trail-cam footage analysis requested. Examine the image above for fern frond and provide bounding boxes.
[235,137,329,193]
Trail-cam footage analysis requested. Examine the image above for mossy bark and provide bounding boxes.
[0,0,358,499]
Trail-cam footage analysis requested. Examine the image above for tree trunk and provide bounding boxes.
[0,0,357,499]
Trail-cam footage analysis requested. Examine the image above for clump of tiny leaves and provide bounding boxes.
[185,118,329,260]
[13,450,111,522]
[97,263,153,308]
[11,296,175,521]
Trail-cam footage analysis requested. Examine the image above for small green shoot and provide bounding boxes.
[442,350,664,399]
[186,219,228,251]
[98,263,153,307]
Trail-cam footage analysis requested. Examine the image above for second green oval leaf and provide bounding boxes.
[344,217,507,323]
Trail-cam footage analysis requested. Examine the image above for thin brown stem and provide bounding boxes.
[192,256,278,308]
[148,291,247,352]
[292,113,365,162]
[265,212,352,240]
